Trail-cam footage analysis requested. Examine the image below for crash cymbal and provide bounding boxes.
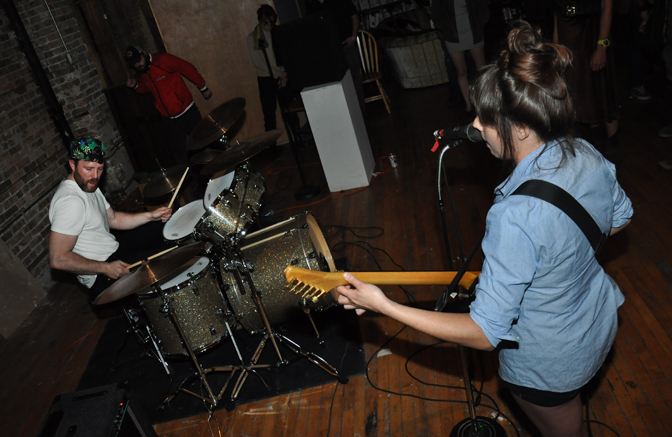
[143,165,189,201]
[200,130,282,176]
[94,242,206,305]
[190,149,223,166]
[186,97,246,150]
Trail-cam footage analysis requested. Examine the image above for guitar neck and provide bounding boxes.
[283,266,480,301]
[323,270,480,287]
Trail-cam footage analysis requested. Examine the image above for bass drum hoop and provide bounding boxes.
[222,213,337,333]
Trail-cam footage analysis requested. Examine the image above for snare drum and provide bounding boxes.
[162,200,206,246]
[197,166,265,240]
[220,213,337,333]
[137,256,230,356]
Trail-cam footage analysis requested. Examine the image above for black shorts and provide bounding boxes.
[506,381,581,408]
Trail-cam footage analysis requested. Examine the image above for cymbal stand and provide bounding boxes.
[155,158,167,174]
[120,307,170,375]
[158,284,242,409]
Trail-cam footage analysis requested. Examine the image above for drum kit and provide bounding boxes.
[94,98,346,409]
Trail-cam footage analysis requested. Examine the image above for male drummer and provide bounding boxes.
[125,46,213,166]
[49,137,173,303]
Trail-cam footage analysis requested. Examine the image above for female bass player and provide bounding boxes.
[336,21,633,437]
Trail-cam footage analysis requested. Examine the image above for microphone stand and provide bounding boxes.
[260,39,320,200]
[435,140,507,437]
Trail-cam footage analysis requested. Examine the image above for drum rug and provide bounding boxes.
[77,306,366,424]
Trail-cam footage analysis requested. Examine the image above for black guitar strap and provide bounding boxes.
[436,179,608,313]
[512,180,608,256]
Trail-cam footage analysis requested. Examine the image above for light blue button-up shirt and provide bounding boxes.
[469,138,633,392]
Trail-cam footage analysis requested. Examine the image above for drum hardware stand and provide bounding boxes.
[299,298,325,346]
[157,286,242,409]
[219,246,348,403]
[114,307,170,375]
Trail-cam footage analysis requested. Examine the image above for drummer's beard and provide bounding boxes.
[73,170,100,193]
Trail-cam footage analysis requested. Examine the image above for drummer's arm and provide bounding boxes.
[107,207,172,230]
[49,231,129,279]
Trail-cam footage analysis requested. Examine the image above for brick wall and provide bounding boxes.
[0,0,122,291]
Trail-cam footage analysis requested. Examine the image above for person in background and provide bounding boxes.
[431,0,488,116]
[125,46,213,166]
[554,0,621,164]
[306,0,366,114]
[247,5,292,159]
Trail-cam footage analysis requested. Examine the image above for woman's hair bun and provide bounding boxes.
[504,20,572,75]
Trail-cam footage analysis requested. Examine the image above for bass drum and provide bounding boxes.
[221,213,337,333]
[137,256,230,357]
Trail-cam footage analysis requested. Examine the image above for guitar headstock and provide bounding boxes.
[283,266,345,302]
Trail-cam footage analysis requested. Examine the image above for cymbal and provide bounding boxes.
[190,149,223,166]
[94,242,206,305]
[186,97,246,150]
[143,165,189,201]
[200,130,282,176]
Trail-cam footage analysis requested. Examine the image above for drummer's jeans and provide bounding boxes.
[88,221,171,303]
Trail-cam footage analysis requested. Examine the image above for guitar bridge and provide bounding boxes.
[284,278,326,302]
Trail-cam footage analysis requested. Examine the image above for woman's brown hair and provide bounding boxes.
[471,20,576,164]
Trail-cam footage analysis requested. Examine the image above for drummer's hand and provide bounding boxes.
[149,207,172,222]
[104,260,130,279]
[336,272,388,316]
[126,78,137,88]
[201,88,213,100]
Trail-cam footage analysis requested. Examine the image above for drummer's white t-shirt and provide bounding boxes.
[49,179,119,288]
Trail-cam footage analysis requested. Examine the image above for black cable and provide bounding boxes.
[401,339,522,435]
[322,223,519,431]
[585,420,620,436]
[323,224,385,241]
[326,342,349,436]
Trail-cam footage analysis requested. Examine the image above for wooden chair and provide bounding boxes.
[356,30,391,113]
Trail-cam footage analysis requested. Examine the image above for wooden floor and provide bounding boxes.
[3,42,672,437]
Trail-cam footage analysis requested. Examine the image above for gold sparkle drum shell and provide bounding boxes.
[137,256,229,357]
[221,213,337,333]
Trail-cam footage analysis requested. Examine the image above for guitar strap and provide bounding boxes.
[512,180,608,256]
[436,179,608,314]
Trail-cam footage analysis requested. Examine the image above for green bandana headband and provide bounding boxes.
[69,137,106,161]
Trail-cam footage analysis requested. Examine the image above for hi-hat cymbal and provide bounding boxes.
[190,149,223,166]
[186,97,246,150]
[94,242,206,305]
[143,165,189,201]
[200,130,282,176]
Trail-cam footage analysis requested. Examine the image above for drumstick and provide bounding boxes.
[128,246,178,269]
[167,167,190,209]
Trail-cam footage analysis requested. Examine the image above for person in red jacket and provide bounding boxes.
[125,46,213,165]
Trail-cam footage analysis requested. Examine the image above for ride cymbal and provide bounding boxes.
[200,130,282,176]
[190,149,223,166]
[186,97,246,150]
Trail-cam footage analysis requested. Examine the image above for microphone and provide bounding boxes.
[433,123,482,143]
